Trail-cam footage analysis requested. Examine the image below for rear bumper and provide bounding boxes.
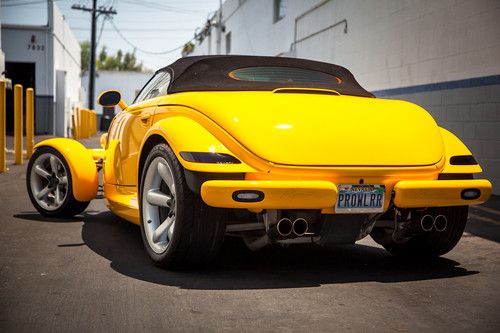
[200,179,492,210]
[393,179,492,208]
[201,180,338,209]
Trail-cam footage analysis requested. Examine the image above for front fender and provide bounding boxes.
[34,138,98,201]
[141,116,255,173]
[439,127,482,174]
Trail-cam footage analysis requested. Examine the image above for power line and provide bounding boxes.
[72,0,117,109]
[1,0,56,7]
[109,19,187,55]
[96,16,108,47]
[119,0,203,14]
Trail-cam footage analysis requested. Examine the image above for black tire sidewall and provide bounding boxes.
[26,147,81,217]
[139,143,193,264]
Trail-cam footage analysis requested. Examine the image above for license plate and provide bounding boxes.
[335,184,385,213]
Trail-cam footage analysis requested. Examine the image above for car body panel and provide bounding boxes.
[103,182,140,224]
[163,91,444,167]
[439,127,482,174]
[33,138,98,202]
[144,108,256,174]
[393,179,492,208]
[201,180,338,209]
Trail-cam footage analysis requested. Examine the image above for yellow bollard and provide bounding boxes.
[85,109,90,138]
[83,109,89,138]
[92,110,96,136]
[76,107,81,139]
[90,111,94,136]
[0,80,6,173]
[26,88,35,159]
[80,108,85,138]
[71,109,77,139]
[14,84,23,165]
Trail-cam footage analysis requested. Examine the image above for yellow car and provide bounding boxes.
[26,56,492,268]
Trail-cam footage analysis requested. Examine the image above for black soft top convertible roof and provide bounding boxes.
[158,55,374,97]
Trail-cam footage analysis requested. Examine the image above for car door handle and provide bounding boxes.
[140,113,151,123]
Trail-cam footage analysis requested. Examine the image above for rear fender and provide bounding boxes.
[439,128,482,174]
[141,116,255,173]
[34,138,98,201]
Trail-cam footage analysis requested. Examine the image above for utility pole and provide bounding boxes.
[72,1,116,110]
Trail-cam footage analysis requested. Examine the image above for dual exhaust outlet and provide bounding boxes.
[420,214,448,232]
[269,218,309,239]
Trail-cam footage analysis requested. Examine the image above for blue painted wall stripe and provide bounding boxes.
[372,74,500,97]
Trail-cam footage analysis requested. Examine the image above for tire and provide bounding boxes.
[26,147,90,218]
[371,206,468,258]
[139,143,226,269]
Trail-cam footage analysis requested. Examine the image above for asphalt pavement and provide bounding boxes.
[1,135,499,332]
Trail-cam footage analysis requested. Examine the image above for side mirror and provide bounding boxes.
[97,90,127,110]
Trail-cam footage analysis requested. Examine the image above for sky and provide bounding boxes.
[1,0,221,71]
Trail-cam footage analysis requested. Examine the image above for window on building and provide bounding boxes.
[226,32,232,54]
[274,0,286,22]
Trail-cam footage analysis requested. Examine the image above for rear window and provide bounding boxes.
[229,66,341,85]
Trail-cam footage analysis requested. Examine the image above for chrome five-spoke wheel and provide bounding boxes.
[29,153,68,211]
[26,146,90,217]
[142,156,177,254]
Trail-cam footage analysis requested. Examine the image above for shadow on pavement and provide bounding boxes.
[13,212,83,223]
[65,210,477,290]
[13,209,478,289]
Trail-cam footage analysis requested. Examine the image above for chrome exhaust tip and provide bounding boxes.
[434,215,447,232]
[276,218,293,237]
[292,218,308,237]
[420,214,434,232]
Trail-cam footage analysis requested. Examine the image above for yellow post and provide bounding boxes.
[76,107,81,139]
[14,84,23,165]
[71,109,77,139]
[83,109,89,138]
[26,88,35,159]
[92,110,96,135]
[80,108,85,138]
[91,111,94,136]
[85,109,89,138]
[0,80,6,173]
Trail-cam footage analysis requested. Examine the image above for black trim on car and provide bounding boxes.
[449,155,478,165]
[184,170,245,194]
[438,173,474,180]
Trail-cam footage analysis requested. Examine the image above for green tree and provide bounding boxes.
[80,41,90,71]
[80,41,143,72]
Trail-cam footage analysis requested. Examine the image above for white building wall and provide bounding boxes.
[193,0,500,91]
[1,27,51,95]
[52,3,81,109]
[1,0,81,136]
[291,0,500,91]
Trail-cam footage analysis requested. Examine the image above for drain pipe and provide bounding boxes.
[290,0,347,53]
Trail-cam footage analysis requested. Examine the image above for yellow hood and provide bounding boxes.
[175,91,444,167]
